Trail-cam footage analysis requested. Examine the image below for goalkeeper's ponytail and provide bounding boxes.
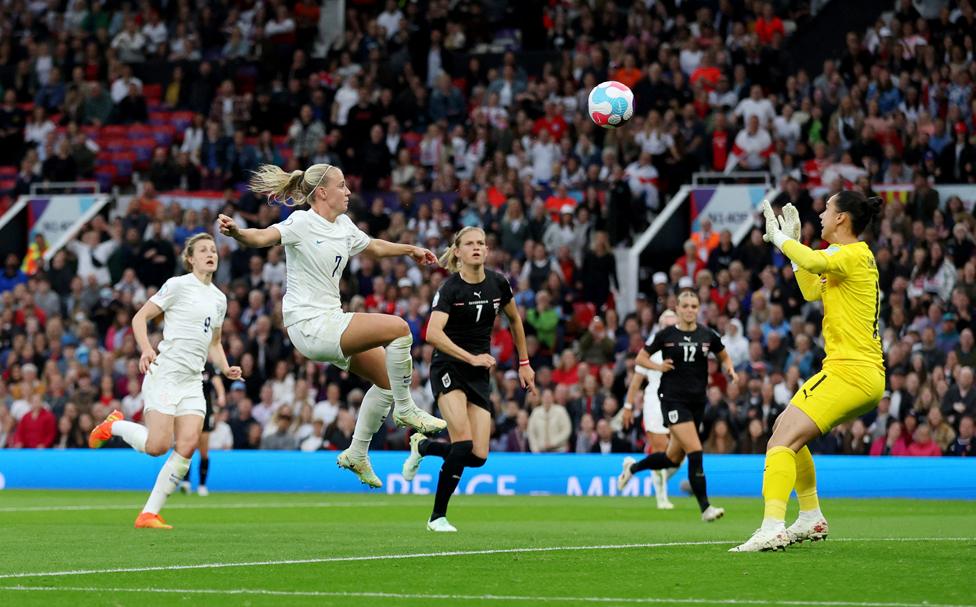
[835,190,883,236]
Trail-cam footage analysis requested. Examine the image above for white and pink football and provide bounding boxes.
[587,81,635,128]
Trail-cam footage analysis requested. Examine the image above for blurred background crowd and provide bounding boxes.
[0,0,973,458]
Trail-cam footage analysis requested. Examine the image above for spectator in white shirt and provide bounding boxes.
[625,152,661,211]
[733,85,776,128]
[141,12,168,54]
[377,0,404,39]
[262,246,287,287]
[110,64,142,104]
[530,129,559,185]
[773,104,802,153]
[313,383,344,425]
[729,115,774,171]
[111,17,147,63]
[331,75,360,126]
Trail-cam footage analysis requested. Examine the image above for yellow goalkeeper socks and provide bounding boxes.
[794,445,820,513]
[762,446,797,522]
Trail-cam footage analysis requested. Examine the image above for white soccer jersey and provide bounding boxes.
[636,332,663,403]
[150,273,227,376]
[274,209,371,327]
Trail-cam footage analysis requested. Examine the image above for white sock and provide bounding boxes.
[761,517,786,532]
[798,507,824,521]
[385,334,414,412]
[654,470,669,502]
[112,420,148,453]
[665,466,679,481]
[349,386,393,457]
[143,452,191,515]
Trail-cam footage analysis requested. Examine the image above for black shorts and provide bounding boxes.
[202,382,216,433]
[430,359,492,413]
[660,398,705,429]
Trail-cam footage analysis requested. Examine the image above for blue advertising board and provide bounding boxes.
[0,450,972,499]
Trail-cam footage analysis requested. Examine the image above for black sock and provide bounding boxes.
[686,451,710,512]
[629,452,678,474]
[419,438,451,459]
[431,440,472,521]
[465,453,487,468]
[199,457,209,486]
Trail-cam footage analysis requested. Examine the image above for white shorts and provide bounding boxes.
[142,368,205,418]
[642,394,669,435]
[287,311,355,370]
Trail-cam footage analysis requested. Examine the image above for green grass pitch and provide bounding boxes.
[0,490,973,606]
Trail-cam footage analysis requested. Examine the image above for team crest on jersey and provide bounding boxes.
[668,410,679,423]
[442,373,451,388]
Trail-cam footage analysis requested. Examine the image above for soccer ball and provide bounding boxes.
[588,81,634,128]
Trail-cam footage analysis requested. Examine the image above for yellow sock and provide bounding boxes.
[794,445,820,512]
[762,446,797,522]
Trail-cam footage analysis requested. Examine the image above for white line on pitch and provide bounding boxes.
[0,586,971,607]
[0,538,970,581]
[0,501,391,513]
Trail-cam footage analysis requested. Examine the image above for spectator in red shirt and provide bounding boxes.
[906,425,943,457]
[869,420,911,456]
[690,50,722,91]
[754,3,785,46]
[675,239,707,279]
[532,100,568,140]
[12,394,57,448]
[612,54,644,89]
[552,349,580,386]
[710,113,733,171]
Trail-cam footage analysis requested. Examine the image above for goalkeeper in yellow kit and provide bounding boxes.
[731,191,885,553]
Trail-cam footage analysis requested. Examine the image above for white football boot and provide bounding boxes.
[701,505,725,522]
[617,456,636,491]
[337,449,382,488]
[402,433,425,481]
[393,405,447,435]
[427,517,458,532]
[786,515,829,544]
[729,525,790,552]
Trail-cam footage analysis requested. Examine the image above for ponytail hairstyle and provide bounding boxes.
[438,226,485,272]
[833,190,883,236]
[248,163,336,207]
[182,233,215,272]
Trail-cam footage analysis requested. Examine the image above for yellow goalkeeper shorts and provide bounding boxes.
[791,364,885,434]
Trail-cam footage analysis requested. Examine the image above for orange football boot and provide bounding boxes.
[134,512,173,529]
[88,409,124,448]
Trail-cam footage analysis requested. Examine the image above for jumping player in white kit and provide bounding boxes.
[89,233,242,529]
[621,309,683,509]
[217,163,446,488]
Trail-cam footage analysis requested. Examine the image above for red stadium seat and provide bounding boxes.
[142,83,163,102]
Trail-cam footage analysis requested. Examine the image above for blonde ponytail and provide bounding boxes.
[248,163,337,207]
[438,226,484,273]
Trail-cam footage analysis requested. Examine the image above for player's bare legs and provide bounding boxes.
[341,313,446,433]
[336,315,446,488]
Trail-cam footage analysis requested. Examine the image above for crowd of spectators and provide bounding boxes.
[0,0,974,460]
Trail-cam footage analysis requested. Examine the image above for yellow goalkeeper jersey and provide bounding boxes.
[782,240,884,372]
